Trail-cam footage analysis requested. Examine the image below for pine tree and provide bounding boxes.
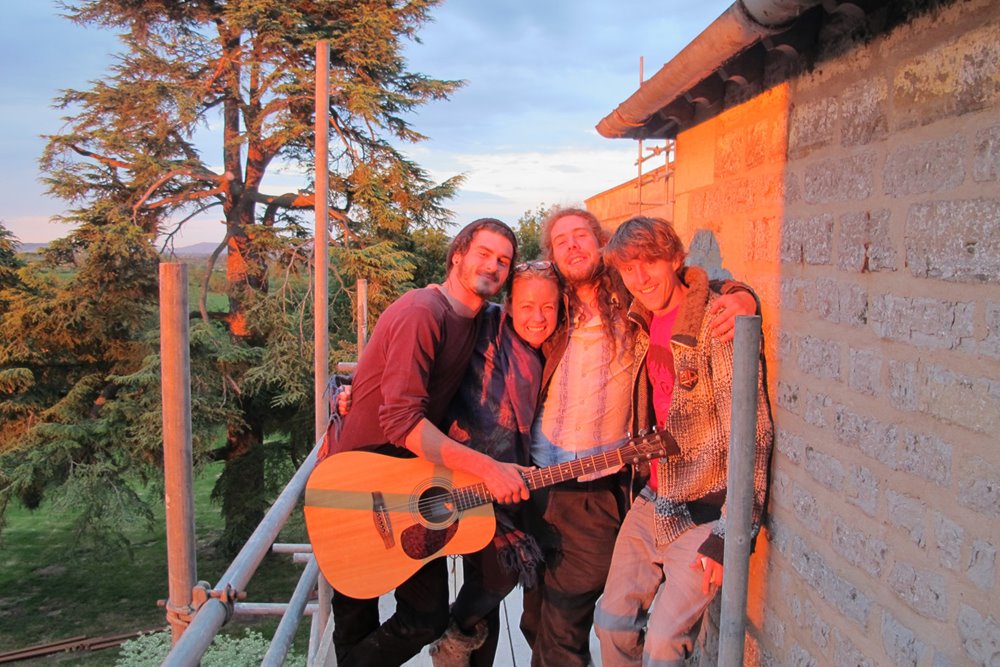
[0,223,24,307]
[0,223,28,464]
[0,221,164,547]
[5,0,463,553]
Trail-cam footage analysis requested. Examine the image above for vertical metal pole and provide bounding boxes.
[356,278,368,359]
[314,40,330,443]
[637,55,644,214]
[718,315,762,665]
[160,262,197,645]
[313,39,332,649]
[311,578,334,663]
[667,139,675,218]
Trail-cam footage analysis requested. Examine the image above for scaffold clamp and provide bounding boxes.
[197,581,244,624]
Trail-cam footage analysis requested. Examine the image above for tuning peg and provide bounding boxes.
[638,428,649,437]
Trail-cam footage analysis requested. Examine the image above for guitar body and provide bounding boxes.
[304,451,496,599]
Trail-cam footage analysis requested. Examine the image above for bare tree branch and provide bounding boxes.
[330,111,360,162]
[250,190,357,246]
[69,144,131,169]
[140,181,230,214]
[249,190,314,209]
[157,201,225,256]
[134,169,232,220]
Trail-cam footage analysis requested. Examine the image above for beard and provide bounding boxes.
[472,274,501,297]
[561,256,602,287]
[460,262,502,298]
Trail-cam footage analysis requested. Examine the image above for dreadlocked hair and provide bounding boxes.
[580,260,634,358]
[540,206,635,358]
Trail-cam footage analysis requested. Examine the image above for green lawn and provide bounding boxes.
[181,259,230,313]
[0,462,312,665]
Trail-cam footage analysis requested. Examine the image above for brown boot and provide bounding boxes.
[428,619,488,667]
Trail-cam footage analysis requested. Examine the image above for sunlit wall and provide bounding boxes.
[587,0,1000,662]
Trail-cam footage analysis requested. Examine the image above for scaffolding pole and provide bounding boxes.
[161,444,322,666]
[718,314,763,665]
[356,278,368,359]
[160,262,197,645]
[261,558,320,667]
[312,40,333,661]
[314,39,330,446]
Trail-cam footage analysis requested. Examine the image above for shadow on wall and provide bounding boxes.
[687,229,733,281]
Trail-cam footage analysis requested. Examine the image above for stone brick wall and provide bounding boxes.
[588,0,1000,664]
[763,3,1000,664]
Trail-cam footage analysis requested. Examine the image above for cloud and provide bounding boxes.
[2,0,732,246]
[402,0,732,154]
[407,144,650,224]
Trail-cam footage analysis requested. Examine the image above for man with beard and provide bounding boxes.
[520,208,757,667]
[319,217,531,667]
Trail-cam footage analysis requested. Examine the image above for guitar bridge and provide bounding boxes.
[371,491,394,549]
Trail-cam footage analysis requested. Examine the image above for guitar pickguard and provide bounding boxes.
[397,482,461,559]
[400,522,460,560]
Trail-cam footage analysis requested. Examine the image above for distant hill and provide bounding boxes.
[17,242,48,254]
[171,241,227,257]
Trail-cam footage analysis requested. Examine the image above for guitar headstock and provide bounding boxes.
[621,425,679,463]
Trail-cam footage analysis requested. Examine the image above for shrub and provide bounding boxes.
[115,628,306,667]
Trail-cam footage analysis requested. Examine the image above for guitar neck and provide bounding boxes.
[451,448,630,512]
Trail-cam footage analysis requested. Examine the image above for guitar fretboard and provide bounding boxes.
[450,435,668,512]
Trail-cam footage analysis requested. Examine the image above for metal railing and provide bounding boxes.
[158,256,339,666]
[161,445,326,666]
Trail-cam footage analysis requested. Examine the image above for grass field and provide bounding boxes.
[17,249,232,315]
[0,462,312,665]
[180,257,230,314]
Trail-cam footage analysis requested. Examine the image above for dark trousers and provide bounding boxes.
[451,538,520,666]
[520,477,630,667]
[332,558,450,666]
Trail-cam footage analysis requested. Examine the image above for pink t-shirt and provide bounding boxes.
[647,306,680,492]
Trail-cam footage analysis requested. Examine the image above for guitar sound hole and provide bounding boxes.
[417,486,455,526]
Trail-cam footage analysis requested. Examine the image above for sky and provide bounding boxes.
[0,0,732,247]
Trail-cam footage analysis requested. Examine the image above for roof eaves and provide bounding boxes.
[596,0,825,139]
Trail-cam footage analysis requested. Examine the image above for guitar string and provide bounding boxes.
[376,452,628,515]
[352,441,664,517]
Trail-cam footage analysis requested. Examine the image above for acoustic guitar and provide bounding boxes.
[304,429,676,599]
